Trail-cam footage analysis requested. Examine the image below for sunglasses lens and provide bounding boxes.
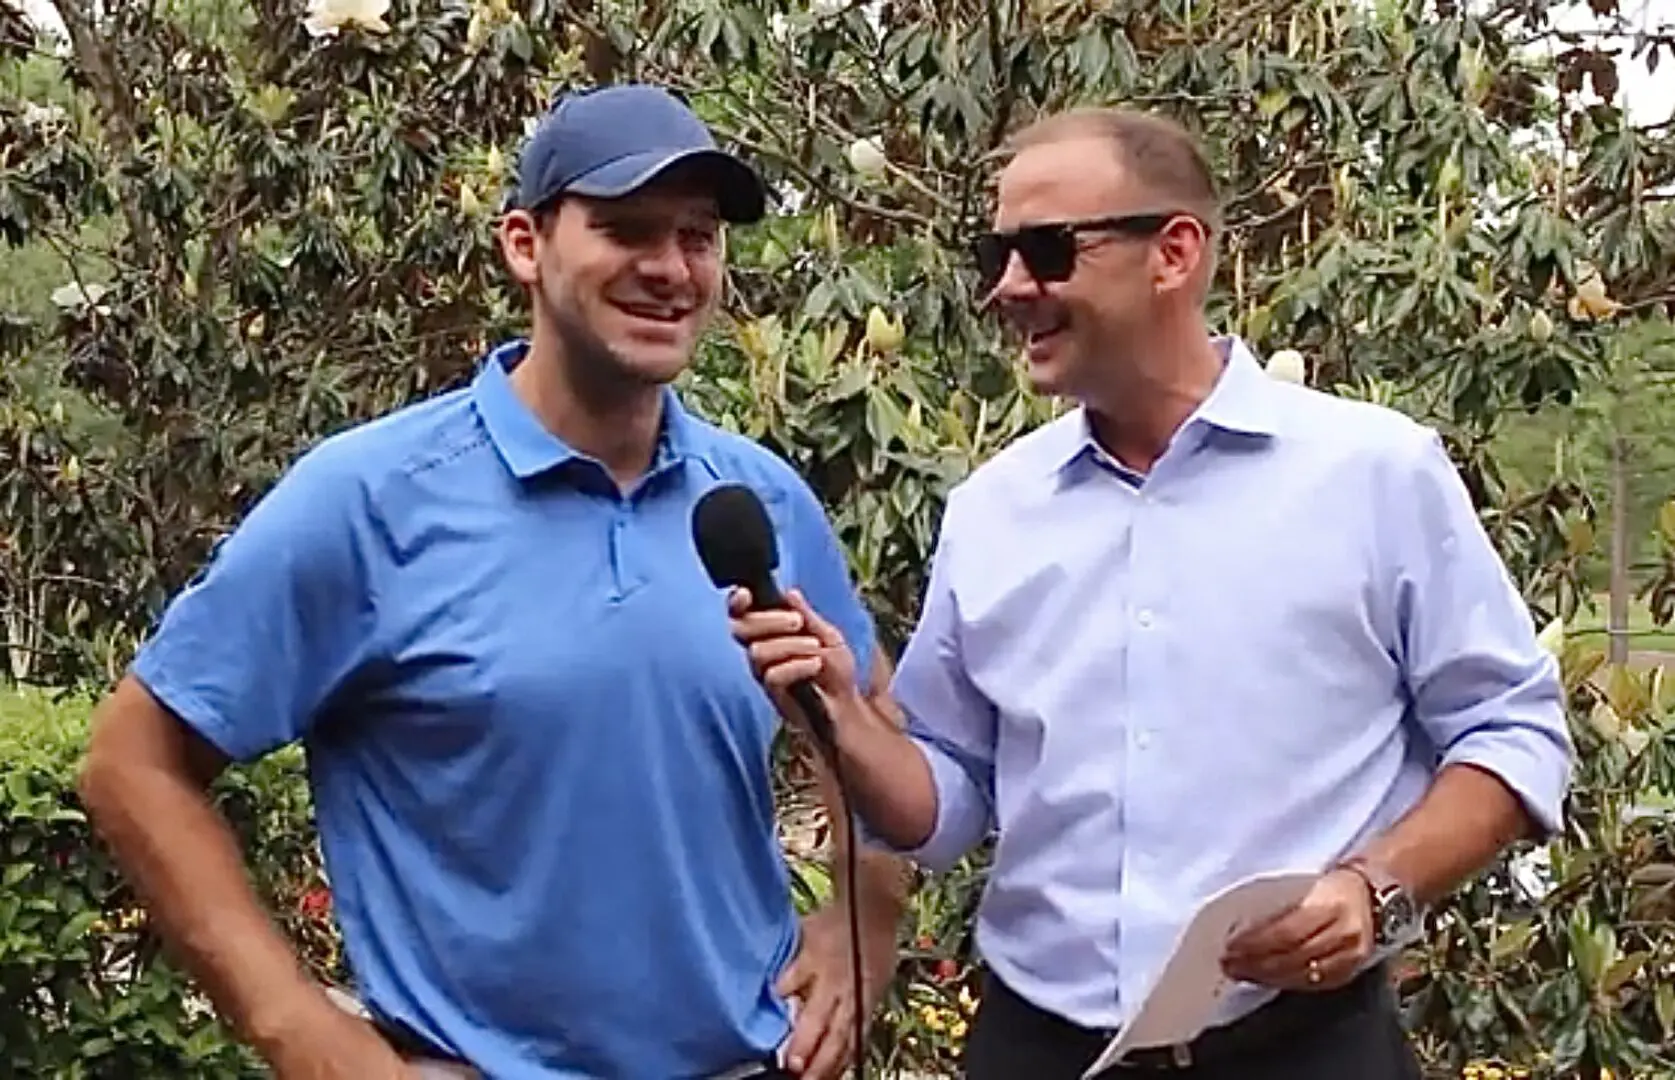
[971,226,1080,295]
[1016,228,1076,283]
[973,235,1009,292]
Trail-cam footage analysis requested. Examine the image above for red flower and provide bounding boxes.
[934,958,959,982]
[299,886,332,919]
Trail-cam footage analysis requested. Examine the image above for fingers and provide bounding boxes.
[1221,892,1372,992]
[1224,902,1334,965]
[1221,919,1338,989]
[800,988,856,1080]
[746,636,827,693]
[781,980,843,1077]
[786,589,845,649]
[730,605,805,644]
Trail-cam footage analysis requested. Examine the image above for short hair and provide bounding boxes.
[1003,107,1224,236]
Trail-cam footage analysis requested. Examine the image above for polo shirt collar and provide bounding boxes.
[1047,334,1281,476]
[472,338,703,481]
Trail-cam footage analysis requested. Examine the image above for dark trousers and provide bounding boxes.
[964,968,1423,1080]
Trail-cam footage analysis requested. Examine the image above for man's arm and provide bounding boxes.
[79,679,387,1064]
[1224,429,1573,991]
[77,442,406,1077]
[1349,429,1573,901]
[766,480,997,871]
[814,647,915,928]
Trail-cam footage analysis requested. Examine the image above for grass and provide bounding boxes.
[1570,592,1675,653]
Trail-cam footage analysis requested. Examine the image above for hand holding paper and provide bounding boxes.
[1081,871,1318,1079]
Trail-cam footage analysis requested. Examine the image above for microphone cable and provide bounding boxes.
[690,482,871,1079]
[807,723,868,1080]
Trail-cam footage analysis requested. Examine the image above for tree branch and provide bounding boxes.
[46,0,157,268]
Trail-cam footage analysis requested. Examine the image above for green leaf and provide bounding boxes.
[54,909,100,951]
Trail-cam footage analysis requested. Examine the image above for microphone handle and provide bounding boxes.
[788,680,837,759]
[748,576,838,759]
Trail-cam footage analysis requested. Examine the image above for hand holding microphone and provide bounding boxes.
[692,482,863,758]
[692,482,873,1080]
[727,587,862,747]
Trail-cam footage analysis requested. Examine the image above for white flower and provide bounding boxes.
[1264,348,1306,384]
[1508,846,1552,902]
[811,0,846,15]
[304,0,391,38]
[22,103,67,128]
[50,282,111,315]
[846,137,887,178]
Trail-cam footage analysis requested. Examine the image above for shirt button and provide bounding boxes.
[1136,609,1154,628]
[1136,731,1152,751]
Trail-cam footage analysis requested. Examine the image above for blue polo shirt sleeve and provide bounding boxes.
[780,477,880,696]
[1389,428,1574,837]
[129,438,384,763]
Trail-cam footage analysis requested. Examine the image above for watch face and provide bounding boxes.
[1376,888,1422,943]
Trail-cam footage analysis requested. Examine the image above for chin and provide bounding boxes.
[1022,348,1078,397]
[613,343,694,386]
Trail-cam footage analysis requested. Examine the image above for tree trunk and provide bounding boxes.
[1608,432,1631,665]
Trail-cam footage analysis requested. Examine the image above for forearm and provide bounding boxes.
[81,748,329,1053]
[1354,762,1537,905]
[829,691,940,851]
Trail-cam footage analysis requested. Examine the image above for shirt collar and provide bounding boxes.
[1046,335,1281,476]
[471,338,703,481]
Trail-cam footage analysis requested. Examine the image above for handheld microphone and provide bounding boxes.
[691,482,837,757]
[691,481,869,1079]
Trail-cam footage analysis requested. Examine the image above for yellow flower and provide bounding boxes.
[950,1019,968,1040]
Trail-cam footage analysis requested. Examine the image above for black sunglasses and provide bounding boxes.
[970,212,1190,295]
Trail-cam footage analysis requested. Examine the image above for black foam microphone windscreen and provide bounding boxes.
[692,482,834,752]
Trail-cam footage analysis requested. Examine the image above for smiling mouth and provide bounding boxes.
[614,302,692,324]
[1013,311,1069,352]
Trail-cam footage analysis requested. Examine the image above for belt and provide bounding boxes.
[1104,965,1389,1072]
[981,963,1390,1074]
[369,1006,785,1080]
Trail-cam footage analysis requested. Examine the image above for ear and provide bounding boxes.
[1152,215,1212,297]
[497,208,543,287]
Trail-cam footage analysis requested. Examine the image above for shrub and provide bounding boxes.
[7,629,1675,1079]
[0,687,332,1079]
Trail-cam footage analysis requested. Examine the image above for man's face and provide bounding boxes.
[985,137,1206,399]
[500,168,724,392]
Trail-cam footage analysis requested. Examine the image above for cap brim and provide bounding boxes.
[564,148,767,224]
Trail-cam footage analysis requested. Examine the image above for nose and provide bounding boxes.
[983,250,1045,310]
[634,234,694,288]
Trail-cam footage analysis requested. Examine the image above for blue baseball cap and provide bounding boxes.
[514,85,767,223]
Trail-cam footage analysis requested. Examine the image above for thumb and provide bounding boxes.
[786,590,843,649]
[777,950,814,999]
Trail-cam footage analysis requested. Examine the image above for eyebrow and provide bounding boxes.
[591,205,720,229]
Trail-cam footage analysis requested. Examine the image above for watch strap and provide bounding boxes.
[1339,854,1402,899]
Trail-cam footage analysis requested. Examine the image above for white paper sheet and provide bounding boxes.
[1081,870,1319,1078]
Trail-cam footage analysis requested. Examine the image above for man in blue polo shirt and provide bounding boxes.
[77,85,909,1080]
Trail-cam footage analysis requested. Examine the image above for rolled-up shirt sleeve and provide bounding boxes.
[1391,429,1575,837]
[876,492,999,872]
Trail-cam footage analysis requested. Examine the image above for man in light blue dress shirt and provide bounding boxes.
[730,107,1573,1078]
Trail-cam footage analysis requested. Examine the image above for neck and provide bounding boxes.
[510,333,666,488]
[1082,315,1224,475]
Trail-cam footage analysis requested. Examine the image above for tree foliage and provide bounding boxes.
[3,0,1675,1074]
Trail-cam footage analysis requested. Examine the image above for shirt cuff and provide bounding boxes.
[1440,724,1573,839]
[859,735,992,873]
